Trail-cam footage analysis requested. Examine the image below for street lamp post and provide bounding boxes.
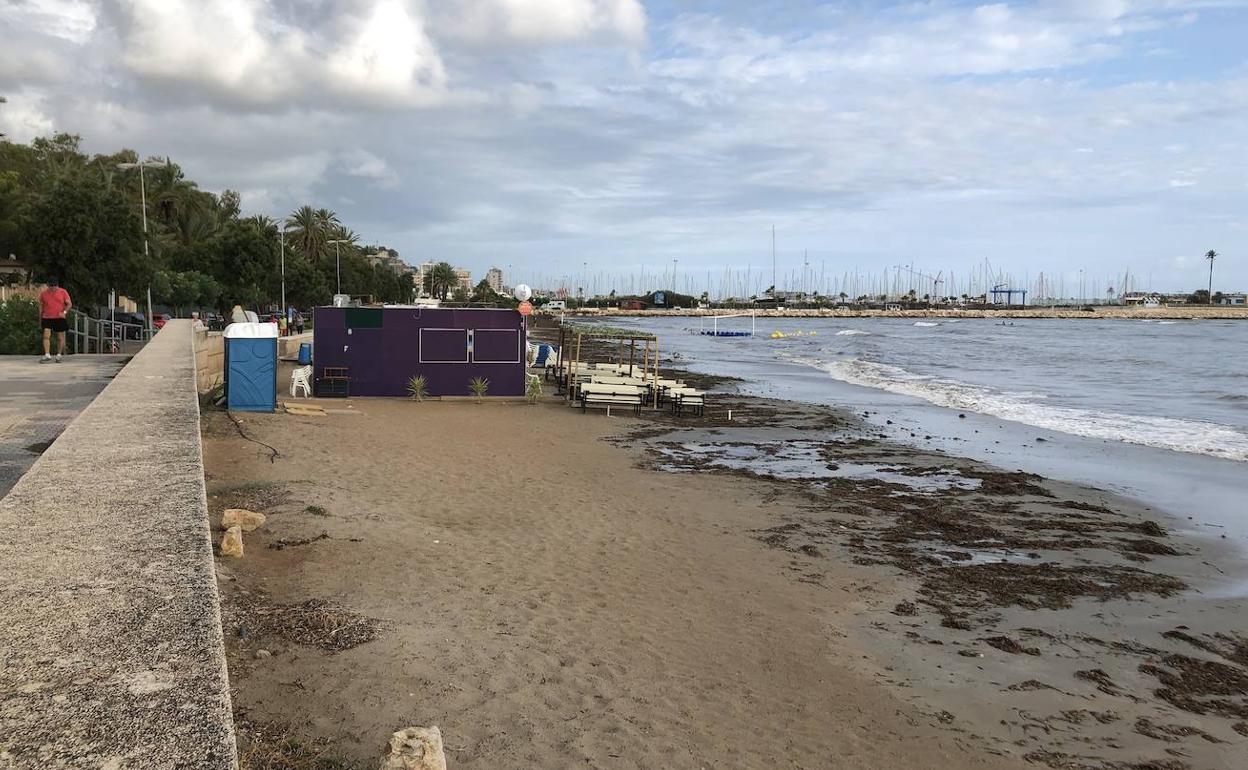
[117,157,170,338]
[279,227,287,319]
[327,239,347,296]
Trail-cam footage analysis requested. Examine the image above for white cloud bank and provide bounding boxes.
[2,0,1247,290]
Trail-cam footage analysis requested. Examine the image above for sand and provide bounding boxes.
[203,388,1246,769]
[203,399,1026,769]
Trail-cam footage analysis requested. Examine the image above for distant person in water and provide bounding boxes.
[38,278,72,363]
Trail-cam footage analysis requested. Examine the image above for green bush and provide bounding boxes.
[406,374,428,402]
[0,297,41,355]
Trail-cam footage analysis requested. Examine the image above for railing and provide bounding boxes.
[67,310,154,355]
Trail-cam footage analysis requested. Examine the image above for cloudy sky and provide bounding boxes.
[3,0,1246,296]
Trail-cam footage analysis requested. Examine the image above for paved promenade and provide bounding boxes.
[0,322,237,769]
[0,355,128,499]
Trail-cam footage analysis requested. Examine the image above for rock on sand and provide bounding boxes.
[379,726,447,770]
[221,508,266,532]
[219,525,244,558]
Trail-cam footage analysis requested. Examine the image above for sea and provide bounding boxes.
[604,315,1247,562]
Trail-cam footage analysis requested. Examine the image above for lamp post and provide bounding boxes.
[279,226,287,319]
[117,157,170,338]
[327,239,347,296]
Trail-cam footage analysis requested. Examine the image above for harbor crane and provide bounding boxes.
[893,265,945,306]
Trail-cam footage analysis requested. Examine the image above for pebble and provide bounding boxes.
[254,649,272,659]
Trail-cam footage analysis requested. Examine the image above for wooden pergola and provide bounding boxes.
[556,323,662,408]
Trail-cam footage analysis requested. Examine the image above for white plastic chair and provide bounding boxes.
[290,365,312,398]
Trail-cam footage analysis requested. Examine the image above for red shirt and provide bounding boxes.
[39,287,71,319]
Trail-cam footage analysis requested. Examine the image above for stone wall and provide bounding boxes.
[0,320,238,768]
[195,329,225,394]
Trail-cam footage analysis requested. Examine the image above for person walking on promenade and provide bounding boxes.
[38,278,72,363]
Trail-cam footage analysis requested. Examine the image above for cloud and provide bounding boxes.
[433,0,646,46]
[4,0,1248,291]
[338,148,400,188]
[0,90,55,142]
[103,0,449,108]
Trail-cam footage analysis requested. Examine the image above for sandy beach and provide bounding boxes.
[202,376,1246,768]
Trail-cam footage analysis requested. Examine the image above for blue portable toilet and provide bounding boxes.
[224,322,278,412]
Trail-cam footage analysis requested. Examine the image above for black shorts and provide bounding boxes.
[41,318,68,333]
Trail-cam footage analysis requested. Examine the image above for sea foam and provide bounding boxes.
[803,357,1248,463]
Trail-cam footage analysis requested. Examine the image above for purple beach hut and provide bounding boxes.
[312,306,527,397]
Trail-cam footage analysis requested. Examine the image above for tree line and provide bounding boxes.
[0,132,415,315]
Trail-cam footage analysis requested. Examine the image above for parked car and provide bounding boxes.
[152,313,172,329]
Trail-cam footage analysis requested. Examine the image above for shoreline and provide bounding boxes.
[548,306,1248,320]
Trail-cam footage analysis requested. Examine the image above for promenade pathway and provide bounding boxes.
[0,355,128,499]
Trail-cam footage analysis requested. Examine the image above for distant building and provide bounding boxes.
[486,267,503,293]
[1219,293,1246,306]
[1123,292,1162,306]
[454,267,472,292]
[0,257,28,284]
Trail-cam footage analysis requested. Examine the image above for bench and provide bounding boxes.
[667,387,706,416]
[578,384,646,415]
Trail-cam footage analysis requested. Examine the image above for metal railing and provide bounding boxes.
[67,310,154,355]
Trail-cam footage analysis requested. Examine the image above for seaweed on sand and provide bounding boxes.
[921,562,1186,613]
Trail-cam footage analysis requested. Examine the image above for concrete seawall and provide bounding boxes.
[0,320,237,768]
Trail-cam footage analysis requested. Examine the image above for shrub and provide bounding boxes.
[525,374,542,404]
[0,297,41,355]
[406,374,428,402]
[468,376,489,402]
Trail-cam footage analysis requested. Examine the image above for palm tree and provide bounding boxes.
[1205,250,1217,305]
[285,205,328,261]
[425,262,459,300]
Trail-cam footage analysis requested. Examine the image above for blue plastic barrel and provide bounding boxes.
[298,342,312,365]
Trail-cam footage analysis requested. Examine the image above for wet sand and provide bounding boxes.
[202,388,1246,768]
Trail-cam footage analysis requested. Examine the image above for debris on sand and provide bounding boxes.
[1075,669,1126,698]
[1139,654,1248,720]
[208,482,291,520]
[234,715,358,769]
[982,635,1040,656]
[231,595,379,653]
[893,601,919,616]
[1133,717,1222,744]
[268,532,330,550]
[922,563,1185,616]
[1007,679,1061,693]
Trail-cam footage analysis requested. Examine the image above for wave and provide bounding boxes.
[835,329,870,336]
[801,357,1248,463]
[913,321,939,327]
